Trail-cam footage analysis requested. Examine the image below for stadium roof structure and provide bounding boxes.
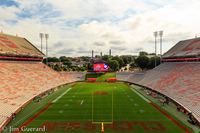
[163,37,200,59]
[0,33,44,58]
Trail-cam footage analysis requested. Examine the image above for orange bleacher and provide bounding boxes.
[0,33,86,131]
[117,62,200,123]
[0,61,84,129]
[117,37,200,124]
[163,37,200,58]
[0,33,44,58]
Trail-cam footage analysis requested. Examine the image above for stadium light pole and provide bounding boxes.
[92,50,94,59]
[109,49,111,56]
[39,33,44,52]
[159,31,163,63]
[45,34,49,65]
[154,31,158,67]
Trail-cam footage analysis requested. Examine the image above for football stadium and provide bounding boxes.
[1,1,200,133]
[0,32,200,133]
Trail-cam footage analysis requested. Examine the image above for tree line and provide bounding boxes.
[43,52,161,72]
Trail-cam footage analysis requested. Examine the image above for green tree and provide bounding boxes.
[54,64,62,71]
[87,63,93,71]
[135,55,149,70]
[48,57,60,62]
[80,56,90,62]
[147,56,161,69]
[102,55,111,62]
[112,56,124,68]
[63,59,72,67]
[130,62,137,68]
[108,60,119,71]
[121,55,134,65]
[59,56,69,62]
[43,57,60,64]
[139,51,148,56]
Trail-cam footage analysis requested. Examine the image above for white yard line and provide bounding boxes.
[13,88,72,127]
[52,88,72,103]
[130,88,151,103]
[80,100,84,105]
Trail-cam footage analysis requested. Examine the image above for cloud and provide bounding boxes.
[1,0,200,57]
[132,47,144,53]
[93,42,106,46]
[109,40,125,45]
[77,50,91,54]
[57,48,75,55]
[110,46,126,51]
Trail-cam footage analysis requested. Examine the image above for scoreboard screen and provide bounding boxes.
[93,63,109,72]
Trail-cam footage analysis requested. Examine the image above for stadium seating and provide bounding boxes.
[163,37,200,58]
[116,72,145,82]
[0,61,84,128]
[0,33,44,57]
[116,72,133,81]
[117,62,200,122]
[60,72,85,82]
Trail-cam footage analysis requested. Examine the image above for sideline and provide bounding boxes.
[150,102,191,133]
[14,103,52,133]
[130,88,151,103]
[52,88,72,103]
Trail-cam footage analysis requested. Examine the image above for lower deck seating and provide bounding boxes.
[59,72,85,82]
[117,62,200,122]
[0,61,84,128]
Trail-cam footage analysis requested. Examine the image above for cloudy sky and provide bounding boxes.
[0,0,200,57]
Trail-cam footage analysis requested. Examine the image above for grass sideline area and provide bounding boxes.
[85,72,116,81]
[132,85,198,133]
[4,82,192,133]
[3,84,73,133]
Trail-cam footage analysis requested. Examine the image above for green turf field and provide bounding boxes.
[96,73,116,81]
[8,82,190,133]
[85,72,116,81]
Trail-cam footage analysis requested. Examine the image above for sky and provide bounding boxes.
[0,0,200,57]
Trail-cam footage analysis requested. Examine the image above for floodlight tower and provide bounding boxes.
[159,31,163,62]
[109,49,111,56]
[92,50,94,59]
[39,33,44,52]
[45,34,49,65]
[154,31,158,67]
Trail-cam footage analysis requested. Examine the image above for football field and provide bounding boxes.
[13,82,189,133]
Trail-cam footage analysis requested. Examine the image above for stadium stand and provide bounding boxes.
[116,72,145,83]
[60,72,85,82]
[163,37,200,58]
[0,33,44,59]
[118,62,200,124]
[117,37,200,126]
[0,33,84,131]
[116,72,132,81]
[138,62,200,120]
